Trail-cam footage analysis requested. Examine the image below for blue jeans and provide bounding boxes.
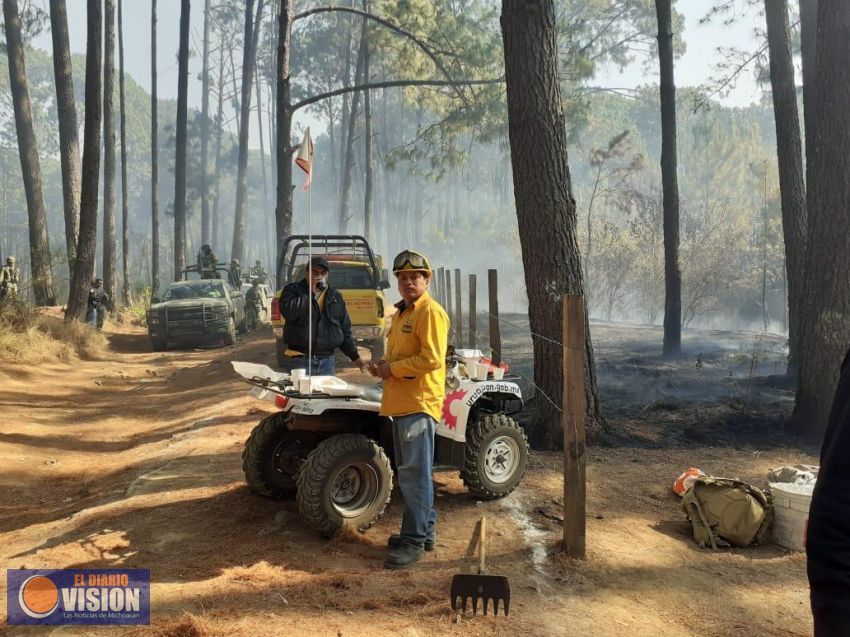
[283,354,335,376]
[85,307,98,328]
[392,413,437,549]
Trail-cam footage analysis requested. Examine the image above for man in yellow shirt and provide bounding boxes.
[370,249,449,568]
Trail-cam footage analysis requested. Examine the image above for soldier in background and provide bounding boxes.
[0,256,20,300]
[86,277,110,330]
[250,260,266,279]
[197,244,218,278]
[229,259,242,287]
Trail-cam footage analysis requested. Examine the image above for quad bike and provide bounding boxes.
[232,352,529,537]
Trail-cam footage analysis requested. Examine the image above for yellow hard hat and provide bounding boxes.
[392,249,431,276]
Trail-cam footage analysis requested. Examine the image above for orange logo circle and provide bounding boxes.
[19,575,59,618]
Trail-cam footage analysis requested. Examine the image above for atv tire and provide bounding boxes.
[461,414,528,500]
[242,414,318,499]
[223,317,236,346]
[297,434,393,537]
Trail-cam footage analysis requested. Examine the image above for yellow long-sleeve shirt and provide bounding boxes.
[380,291,449,421]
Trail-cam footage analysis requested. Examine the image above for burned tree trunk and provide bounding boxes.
[793,0,850,438]
[119,0,130,305]
[200,0,212,245]
[656,0,681,358]
[765,0,807,379]
[103,0,117,306]
[500,0,603,447]
[275,0,294,258]
[150,0,160,294]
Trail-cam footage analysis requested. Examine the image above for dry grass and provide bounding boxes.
[0,299,106,363]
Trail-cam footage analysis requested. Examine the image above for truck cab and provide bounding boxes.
[270,235,390,367]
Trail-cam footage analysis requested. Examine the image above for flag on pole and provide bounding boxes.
[294,127,314,190]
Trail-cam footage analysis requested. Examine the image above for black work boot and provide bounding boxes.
[385,543,424,569]
[387,533,436,551]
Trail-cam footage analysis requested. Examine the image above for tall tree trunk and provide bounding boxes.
[338,27,366,233]
[338,4,353,196]
[275,0,294,262]
[66,0,102,320]
[118,0,130,305]
[200,0,212,245]
[656,0,681,358]
[500,0,603,447]
[362,0,374,244]
[3,0,56,305]
[173,0,191,279]
[793,0,850,438]
[232,0,265,262]
[103,0,117,306]
[212,38,226,250]
[150,0,160,294]
[799,0,817,194]
[765,0,807,379]
[49,0,81,280]
[256,64,269,208]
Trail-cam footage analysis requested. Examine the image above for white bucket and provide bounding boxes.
[771,482,814,551]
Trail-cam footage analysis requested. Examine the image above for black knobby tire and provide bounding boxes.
[296,434,393,537]
[461,414,529,499]
[151,339,167,352]
[223,317,236,345]
[242,414,318,499]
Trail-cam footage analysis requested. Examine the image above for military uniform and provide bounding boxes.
[1,260,20,299]
[87,284,110,330]
[197,248,219,278]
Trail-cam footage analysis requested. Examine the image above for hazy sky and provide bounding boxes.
[30,1,766,147]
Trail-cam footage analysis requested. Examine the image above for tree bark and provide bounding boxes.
[118,0,130,305]
[500,0,603,448]
[765,0,807,379]
[799,0,817,193]
[656,0,681,358]
[793,0,850,438]
[338,27,366,233]
[3,0,56,305]
[274,0,294,262]
[363,0,373,244]
[150,0,160,294]
[49,0,81,280]
[66,0,102,320]
[174,0,190,279]
[231,0,265,262]
[256,64,269,209]
[103,0,117,307]
[212,35,225,250]
[200,0,212,245]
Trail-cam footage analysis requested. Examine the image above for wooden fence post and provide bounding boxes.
[488,269,501,366]
[469,273,477,349]
[435,267,443,305]
[454,268,463,346]
[445,269,454,339]
[562,294,587,559]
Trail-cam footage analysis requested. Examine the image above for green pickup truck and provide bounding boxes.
[147,277,247,351]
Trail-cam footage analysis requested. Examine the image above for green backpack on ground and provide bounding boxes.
[681,476,773,549]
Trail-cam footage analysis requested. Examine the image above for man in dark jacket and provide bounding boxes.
[279,256,365,375]
[808,348,850,635]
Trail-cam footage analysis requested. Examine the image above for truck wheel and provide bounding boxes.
[297,434,393,537]
[151,339,167,352]
[242,414,317,499]
[368,336,385,360]
[461,414,528,500]
[223,317,236,345]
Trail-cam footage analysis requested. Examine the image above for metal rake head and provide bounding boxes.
[450,573,511,616]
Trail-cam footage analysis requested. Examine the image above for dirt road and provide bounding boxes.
[0,323,815,636]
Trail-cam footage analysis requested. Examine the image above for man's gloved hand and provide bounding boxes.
[372,360,392,379]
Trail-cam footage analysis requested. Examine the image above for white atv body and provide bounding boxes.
[233,361,529,537]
